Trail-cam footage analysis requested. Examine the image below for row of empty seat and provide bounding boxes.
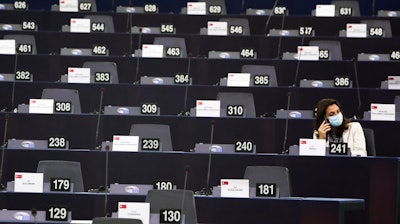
[1,1,399,224]
[2,34,399,58]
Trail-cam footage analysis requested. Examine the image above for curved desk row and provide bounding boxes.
[0,150,398,223]
[1,55,400,88]
[1,10,400,35]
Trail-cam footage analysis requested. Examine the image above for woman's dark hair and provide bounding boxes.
[313,98,350,136]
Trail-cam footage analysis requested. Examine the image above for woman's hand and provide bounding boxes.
[318,120,331,139]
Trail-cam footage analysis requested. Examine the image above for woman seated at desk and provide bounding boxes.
[313,98,367,157]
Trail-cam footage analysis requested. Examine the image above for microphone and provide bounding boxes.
[183,165,190,191]
[281,92,291,154]
[264,0,280,35]
[103,150,109,217]
[0,114,10,190]
[31,208,37,224]
[292,34,306,86]
[352,58,362,118]
[196,120,215,195]
[371,0,375,16]
[134,32,142,82]
[240,0,245,14]
[180,165,190,215]
[179,54,192,116]
[94,87,105,150]
[276,8,286,59]
[10,52,18,111]
[129,13,134,56]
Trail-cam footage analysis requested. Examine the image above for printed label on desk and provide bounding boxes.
[207,21,227,36]
[15,70,31,81]
[142,44,164,58]
[46,206,68,221]
[160,24,174,33]
[329,142,348,155]
[315,4,335,17]
[196,100,220,117]
[174,73,190,84]
[141,138,160,151]
[14,172,43,193]
[220,179,249,198]
[13,1,27,10]
[339,7,352,16]
[371,103,395,121]
[79,2,92,11]
[388,76,400,90]
[70,18,90,33]
[187,2,206,15]
[144,4,157,13]
[333,76,350,87]
[29,99,54,114]
[256,183,277,197]
[112,135,139,152]
[227,73,250,87]
[153,180,173,190]
[118,202,150,224]
[227,105,244,117]
[67,67,90,83]
[22,21,36,30]
[297,46,319,61]
[390,51,400,60]
[299,138,326,156]
[92,45,108,55]
[59,0,78,12]
[0,39,16,55]
[160,209,181,223]
[346,24,367,38]
[48,136,67,148]
[234,140,254,153]
[50,178,71,192]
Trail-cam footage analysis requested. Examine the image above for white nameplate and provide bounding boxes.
[0,39,16,55]
[207,21,228,36]
[142,44,164,58]
[187,2,206,15]
[371,103,395,121]
[346,24,367,38]
[388,76,400,90]
[112,135,139,152]
[67,67,90,83]
[29,99,54,114]
[227,73,250,87]
[220,179,249,198]
[299,138,326,156]
[315,4,335,17]
[59,0,78,12]
[196,100,220,117]
[70,18,91,33]
[118,202,150,224]
[14,172,44,193]
[297,46,319,61]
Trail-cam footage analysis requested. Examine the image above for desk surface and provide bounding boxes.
[0,192,365,224]
[0,150,398,223]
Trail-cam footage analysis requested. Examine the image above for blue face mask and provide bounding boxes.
[328,112,343,127]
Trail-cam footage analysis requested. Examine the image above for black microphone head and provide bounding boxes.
[100,87,105,92]
[185,165,190,172]
[31,208,37,216]
[210,120,216,125]
[287,92,292,97]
